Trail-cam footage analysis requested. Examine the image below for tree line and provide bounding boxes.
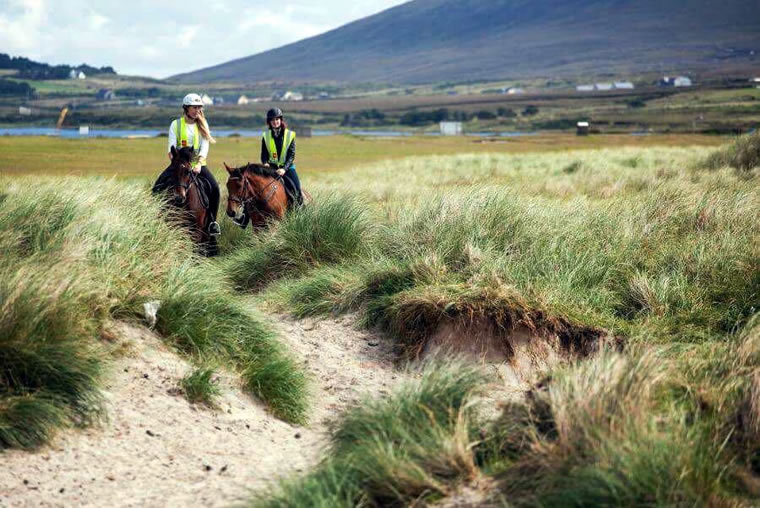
[0,53,116,80]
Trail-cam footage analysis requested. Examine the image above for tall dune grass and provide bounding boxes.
[249,144,759,505]
[0,177,308,448]
[252,359,486,508]
[700,130,760,172]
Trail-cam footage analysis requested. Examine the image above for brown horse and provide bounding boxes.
[224,162,288,229]
[168,146,217,256]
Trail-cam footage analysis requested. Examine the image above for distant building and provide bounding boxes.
[506,87,525,95]
[576,121,590,136]
[754,77,760,89]
[213,97,224,105]
[68,69,85,79]
[318,92,330,99]
[674,76,692,87]
[661,76,693,87]
[576,84,594,92]
[18,106,32,115]
[614,81,635,89]
[281,91,303,101]
[96,88,115,100]
[79,126,89,136]
[595,83,614,91]
[237,95,250,105]
[201,94,213,105]
[440,121,462,136]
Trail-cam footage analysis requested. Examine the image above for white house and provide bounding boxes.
[614,81,635,89]
[440,121,462,136]
[674,76,692,87]
[237,95,250,105]
[595,83,614,91]
[576,84,594,92]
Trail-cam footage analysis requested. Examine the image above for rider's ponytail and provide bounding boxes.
[195,109,216,144]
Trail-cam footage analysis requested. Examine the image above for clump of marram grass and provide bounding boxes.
[270,181,758,349]
[0,263,104,449]
[700,130,760,172]
[225,193,371,290]
[487,350,732,506]
[0,176,309,448]
[251,359,486,508]
[157,260,307,423]
[180,367,221,407]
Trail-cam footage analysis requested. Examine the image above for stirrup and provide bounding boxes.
[208,221,221,236]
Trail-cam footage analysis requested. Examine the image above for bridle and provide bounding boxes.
[228,165,281,210]
[174,160,196,200]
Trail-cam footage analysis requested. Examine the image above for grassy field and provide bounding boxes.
[2,132,758,504]
[0,133,724,179]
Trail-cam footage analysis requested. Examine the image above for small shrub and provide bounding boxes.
[700,131,760,171]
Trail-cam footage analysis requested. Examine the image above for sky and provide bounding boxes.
[0,0,408,78]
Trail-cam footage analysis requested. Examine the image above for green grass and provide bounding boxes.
[246,139,759,505]
[0,176,308,448]
[251,359,486,508]
[180,367,221,407]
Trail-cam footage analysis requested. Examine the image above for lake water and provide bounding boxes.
[0,127,539,139]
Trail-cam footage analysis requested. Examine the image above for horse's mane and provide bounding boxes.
[173,146,197,165]
[234,163,279,179]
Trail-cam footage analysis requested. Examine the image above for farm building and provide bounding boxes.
[440,121,462,136]
[237,95,250,105]
[576,84,594,92]
[281,91,304,101]
[68,69,86,80]
[506,87,525,95]
[576,121,590,136]
[661,76,693,87]
[595,83,614,91]
[614,81,635,89]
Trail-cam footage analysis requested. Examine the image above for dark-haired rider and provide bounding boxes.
[232,107,303,228]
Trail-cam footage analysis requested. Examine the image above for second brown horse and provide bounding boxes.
[224,162,288,229]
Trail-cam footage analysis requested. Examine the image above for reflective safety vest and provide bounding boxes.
[173,116,199,151]
[263,129,295,166]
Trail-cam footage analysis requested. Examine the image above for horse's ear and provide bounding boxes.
[170,145,178,159]
[224,162,232,173]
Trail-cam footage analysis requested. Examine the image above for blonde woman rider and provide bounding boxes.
[152,93,221,236]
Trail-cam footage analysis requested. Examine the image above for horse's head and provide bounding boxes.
[224,162,249,217]
[170,146,196,205]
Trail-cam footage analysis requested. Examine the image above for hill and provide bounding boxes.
[172,0,760,84]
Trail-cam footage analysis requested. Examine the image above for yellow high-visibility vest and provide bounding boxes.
[174,116,199,151]
[263,129,295,166]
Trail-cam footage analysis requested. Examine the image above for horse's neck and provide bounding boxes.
[246,173,274,193]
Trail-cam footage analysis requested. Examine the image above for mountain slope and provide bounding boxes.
[173,0,760,84]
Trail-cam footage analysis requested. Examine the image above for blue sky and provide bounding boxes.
[0,0,408,78]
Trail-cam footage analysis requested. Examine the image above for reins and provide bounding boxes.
[229,165,282,209]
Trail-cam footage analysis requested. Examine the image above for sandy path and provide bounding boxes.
[0,316,405,508]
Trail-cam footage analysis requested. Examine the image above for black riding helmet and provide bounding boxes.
[266,107,283,122]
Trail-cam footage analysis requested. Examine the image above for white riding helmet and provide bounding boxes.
[182,93,204,106]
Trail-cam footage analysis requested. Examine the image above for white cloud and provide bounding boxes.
[0,0,409,77]
[88,12,109,30]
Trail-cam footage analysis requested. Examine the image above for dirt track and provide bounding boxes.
[0,316,405,507]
